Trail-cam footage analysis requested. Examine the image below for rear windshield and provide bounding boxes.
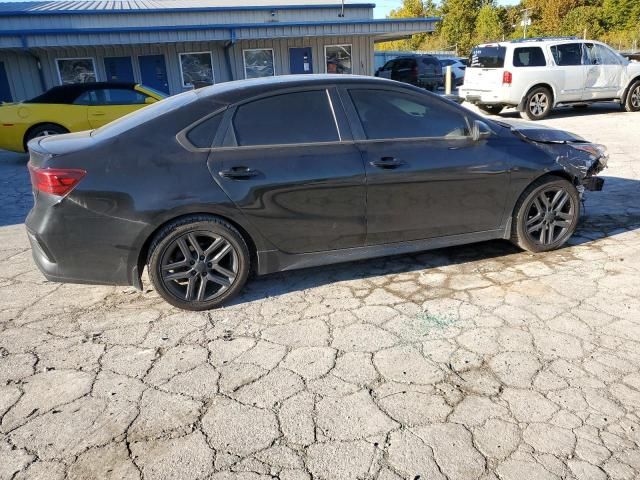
[469,46,506,68]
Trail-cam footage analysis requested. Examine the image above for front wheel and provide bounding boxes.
[520,87,553,121]
[624,80,640,112]
[148,216,250,310]
[511,177,580,253]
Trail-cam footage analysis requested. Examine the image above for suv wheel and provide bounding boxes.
[511,177,580,253]
[477,104,504,115]
[148,216,250,311]
[624,80,640,112]
[520,87,552,121]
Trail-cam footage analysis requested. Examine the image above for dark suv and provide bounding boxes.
[375,54,443,90]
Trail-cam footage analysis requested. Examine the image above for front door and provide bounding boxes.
[0,62,12,102]
[104,57,135,82]
[583,43,625,100]
[341,87,510,244]
[289,47,313,74]
[139,55,169,94]
[209,88,366,254]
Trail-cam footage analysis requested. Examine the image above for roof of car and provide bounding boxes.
[195,74,409,102]
[25,82,137,104]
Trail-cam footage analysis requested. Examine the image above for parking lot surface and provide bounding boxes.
[1,104,640,480]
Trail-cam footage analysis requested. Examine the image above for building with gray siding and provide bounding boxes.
[0,0,437,101]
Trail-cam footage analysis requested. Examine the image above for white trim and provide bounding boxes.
[242,48,276,79]
[55,57,97,85]
[178,51,215,89]
[324,44,353,74]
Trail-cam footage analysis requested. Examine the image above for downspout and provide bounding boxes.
[20,35,46,93]
[223,28,237,82]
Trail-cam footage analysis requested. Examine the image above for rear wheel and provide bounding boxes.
[511,177,580,253]
[624,80,640,112]
[148,216,250,311]
[477,104,504,115]
[24,123,68,148]
[520,87,553,121]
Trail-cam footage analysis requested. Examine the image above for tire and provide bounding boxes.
[624,80,640,112]
[148,215,250,311]
[519,86,553,121]
[511,176,580,253]
[24,123,68,147]
[477,104,504,116]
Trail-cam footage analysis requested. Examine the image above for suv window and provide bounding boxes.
[469,46,506,68]
[513,47,546,67]
[349,89,469,140]
[421,57,439,66]
[584,43,622,65]
[551,43,584,66]
[233,90,339,146]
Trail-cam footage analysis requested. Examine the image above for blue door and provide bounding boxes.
[0,62,12,102]
[104,57,134,82]
[138,55,169,94]
[289,47,313,75]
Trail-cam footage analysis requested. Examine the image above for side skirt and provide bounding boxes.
[256,228,508,276]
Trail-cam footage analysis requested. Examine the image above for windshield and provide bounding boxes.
[91,90,197,139]
[469,46,506,68]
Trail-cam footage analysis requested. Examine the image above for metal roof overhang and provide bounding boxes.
[0,18,439,49]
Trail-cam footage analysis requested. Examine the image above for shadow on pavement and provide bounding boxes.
[0,151,30,227]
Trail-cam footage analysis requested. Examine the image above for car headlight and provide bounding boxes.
[570,143,608,160]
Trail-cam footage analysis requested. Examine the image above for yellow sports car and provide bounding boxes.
[0,82,166,153]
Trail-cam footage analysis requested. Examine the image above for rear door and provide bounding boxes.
[583,43,625,99]
[340,86,510,244]
[208,87,366,254]
[549,42,587,102]
[463,45,506,90]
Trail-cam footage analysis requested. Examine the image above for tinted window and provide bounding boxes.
[233,90,339,146]
[422,57,439,66]
[187,112,223,148]
[469,46,506,68]
[349,89,469,140]
[551,43,583,66]
[513,47,546,67]
[74,88,148,105]
[584,43,622,65]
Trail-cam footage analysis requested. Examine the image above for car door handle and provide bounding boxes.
[90,112,106,116]
[370,157,406,169]
[219,167,261,179]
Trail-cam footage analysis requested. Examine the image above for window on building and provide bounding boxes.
[325,45,352,74]
[233,90,339,146]
[179,52,214,88]
[513,47,546,67]
[243,49,275,79]
[56,58,97,84]
[550,43,584,66]
[349,89,469,140]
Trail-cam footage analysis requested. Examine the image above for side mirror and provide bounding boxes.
[472,120,492,141]
[144,97,158,105]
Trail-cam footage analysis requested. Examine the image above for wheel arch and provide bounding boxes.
[510,170,577,219]
[133,211,260,289]
[621,75,640,104]
[23,122,69,151]
[517,83,557,111]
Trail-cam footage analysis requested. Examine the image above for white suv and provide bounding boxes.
[459,37,640,120]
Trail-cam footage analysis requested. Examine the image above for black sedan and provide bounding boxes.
[25,75,607,310]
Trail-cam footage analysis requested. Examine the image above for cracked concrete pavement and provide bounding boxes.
[1,103,640,479]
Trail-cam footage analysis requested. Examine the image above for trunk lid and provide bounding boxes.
[463,45,507,90]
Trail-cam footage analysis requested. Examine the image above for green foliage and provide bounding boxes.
[475,3,504,43]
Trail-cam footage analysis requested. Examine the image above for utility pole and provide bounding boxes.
[520,8,533,39]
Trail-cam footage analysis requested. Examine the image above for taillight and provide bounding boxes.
[28,163,86,196]
[502,71,512,85]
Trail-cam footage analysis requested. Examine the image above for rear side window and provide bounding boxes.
[233,90,339,146]
[469,46,506,68]
[422,57,438,66]
[349,89,469,140]
[513,47,546,67]
[187,112,223,148]
[551,43,584,66]
[74,88,148,105]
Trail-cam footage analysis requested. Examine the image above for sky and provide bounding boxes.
[373,0,520,18]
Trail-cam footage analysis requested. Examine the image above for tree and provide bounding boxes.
[560,5,604,38]
[475,3,504,43]
[378,0,440,51]
[440,0,484,55]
